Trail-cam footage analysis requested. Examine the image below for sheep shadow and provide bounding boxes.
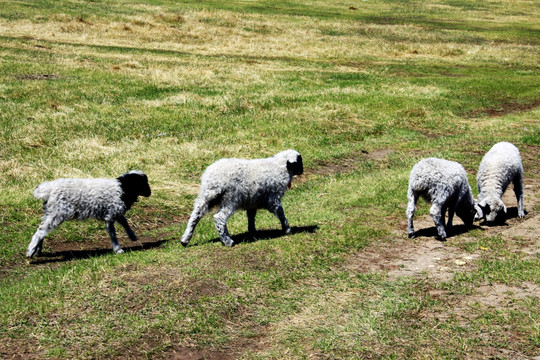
[413,224,482,241]
[30,225,319,263]
[206,225,319,246]
[29,238,171,265]
[479,206,527,227]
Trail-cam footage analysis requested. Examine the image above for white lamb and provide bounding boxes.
[180,149,303,247]
[476,142,525,222]
[26,170,151,258]
[407,158,480,241]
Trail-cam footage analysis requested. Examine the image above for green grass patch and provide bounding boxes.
[0,0,539,358]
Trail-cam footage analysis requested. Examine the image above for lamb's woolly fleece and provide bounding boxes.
[26,170,151,258]
[476,142,524,222]
[34,178,125,222]
[407,157,478,240]
[181,149,303,247]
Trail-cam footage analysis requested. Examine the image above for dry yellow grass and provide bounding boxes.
[2,5,538,74]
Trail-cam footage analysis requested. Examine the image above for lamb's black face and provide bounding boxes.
[458,206,476,227]
[287,154,303,176]
[118,171,152,198]
[136,174,152,197]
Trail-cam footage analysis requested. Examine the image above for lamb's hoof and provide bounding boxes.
[436,236,447,242]
[180,241,189,247]
[284,227,292,234]
[26,248,37,259]
[223,239,235,247]
[408,232,415,239]
[129,235,138,242]
[114,248,125,254]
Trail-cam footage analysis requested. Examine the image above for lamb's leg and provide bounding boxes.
[514,174,525,218]
[406,191,419,238]
[446,204,454,235]
[181,199,209,246]
[106,221,124,254]
[26,217,60,258]
[247,209,257,234]
[271,204,291,234]
[117,216,137,241]
[213,206,235,247]
[430,203,447,241]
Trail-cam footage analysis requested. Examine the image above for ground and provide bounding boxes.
[5,146,537,360]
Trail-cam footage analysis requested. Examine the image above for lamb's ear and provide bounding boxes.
[287,154,303,176]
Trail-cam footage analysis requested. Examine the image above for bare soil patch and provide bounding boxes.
[426,281,539,320]
[346,237,481,282]
[162,347,229,360]
[304,149,394,179]
[472,282,539,308]
[0,338,44,360]
[162,330,268,360]
[14,74,61,80]
[464,99,540,118]
[365,149,395,160]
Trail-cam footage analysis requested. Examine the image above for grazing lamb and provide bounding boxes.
[476,142,524,222]
[26,170,151,258]
[181,149,303,247]
[407,158,479,241]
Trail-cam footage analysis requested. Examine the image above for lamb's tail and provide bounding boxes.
[33,182,54,202]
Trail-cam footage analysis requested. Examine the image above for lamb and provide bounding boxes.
[406,157,479,241]
[26,170,151,258]
[476,142,524,222]
[180,149,303,247]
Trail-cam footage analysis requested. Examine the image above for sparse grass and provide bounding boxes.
[0,0,539,359]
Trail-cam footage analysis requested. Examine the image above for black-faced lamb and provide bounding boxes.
[26,170,151,258]
[180,149,303,247]
[476,141,525,222]
[407,157,479,241]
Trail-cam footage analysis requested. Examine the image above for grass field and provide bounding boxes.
[0,0,539,358]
